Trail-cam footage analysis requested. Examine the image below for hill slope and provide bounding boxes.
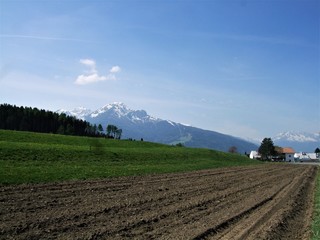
[58,102,258,153]
[0,129,260,184]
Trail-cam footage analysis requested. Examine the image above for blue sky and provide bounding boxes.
[0,0,319,141]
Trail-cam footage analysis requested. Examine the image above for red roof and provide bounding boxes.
[280,147,295,154]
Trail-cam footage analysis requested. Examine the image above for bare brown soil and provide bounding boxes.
[0,164,317,240]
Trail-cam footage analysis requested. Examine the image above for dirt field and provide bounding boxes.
[0,164,317,240]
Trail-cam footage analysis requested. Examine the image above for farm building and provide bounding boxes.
[249,151,261,160]
[294,152,319,162]
[275,147,295,162]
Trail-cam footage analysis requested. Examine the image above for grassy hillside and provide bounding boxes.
[0,130,261,184]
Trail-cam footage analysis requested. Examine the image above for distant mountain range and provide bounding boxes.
[57,102,258,153]
[273,131,320,153]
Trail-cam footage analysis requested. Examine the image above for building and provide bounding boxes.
[249,151,261,160]
[276,147,295,162]
[249,147,297,162]
[294,152,319,162]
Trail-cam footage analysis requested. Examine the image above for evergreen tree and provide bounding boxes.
[0,103,102,138]
[258,138,276,161]
[93,124,97,135]
[98,124,103,133]
[106,124,112,138]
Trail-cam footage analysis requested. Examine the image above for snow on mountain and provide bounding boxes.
[273,131,320,152]
[89,102,161,124]
[55,103,319,153]
[90,102,128,118]
[56,102,258,153]
[56,107,91,120]
[274,131,320,142]
[58,102,161,124]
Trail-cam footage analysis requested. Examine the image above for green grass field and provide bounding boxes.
[312,168,320,240]
[0,129,261,184]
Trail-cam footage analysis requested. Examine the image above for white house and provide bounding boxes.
[280,147,295,162]
[294,152,319,162]
[249,151,261,159]
[274,147,295,162]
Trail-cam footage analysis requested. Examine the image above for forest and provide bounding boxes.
[0,103,104,137]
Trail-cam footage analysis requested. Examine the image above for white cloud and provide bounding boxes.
[75,59,121,85]
[79,59,97,74]
[80,59,96,68]
[110,65,121,73]
[75,73,107,85]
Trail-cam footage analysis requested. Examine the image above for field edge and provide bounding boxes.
[311,166,320,240]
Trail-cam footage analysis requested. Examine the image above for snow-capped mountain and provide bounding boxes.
[56,107,91,120]
[89,102,159,123]
[57,102,258,153]
[274,131,320,142]
[273,131,320,152]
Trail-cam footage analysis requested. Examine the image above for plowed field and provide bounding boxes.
[0,164,317,239]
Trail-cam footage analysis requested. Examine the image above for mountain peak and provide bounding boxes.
[55,102,258,152]
[101,102,127,110]
[92,102,130,118]
[274,131,319,142]
[273,131,320,152]
[56,106,91,120]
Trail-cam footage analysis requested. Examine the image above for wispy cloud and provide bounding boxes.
[221,34,304,46]
[79,59,96,68]
[74,59,121,85]
[189,32,317,48]
[0,34,99,43]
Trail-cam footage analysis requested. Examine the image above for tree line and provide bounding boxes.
[0,103,117,138]
[106,124,122,139]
